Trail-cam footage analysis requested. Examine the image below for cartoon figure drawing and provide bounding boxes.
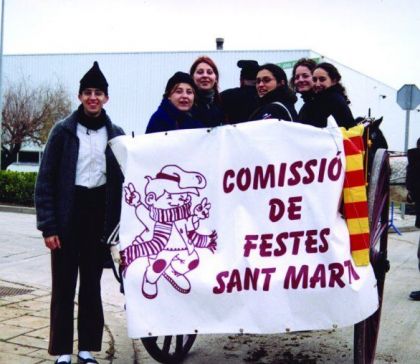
[120,165,217,299]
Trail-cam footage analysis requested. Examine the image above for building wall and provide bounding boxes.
[3,49,418,155]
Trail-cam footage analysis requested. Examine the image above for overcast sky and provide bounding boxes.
[2,0,419,89]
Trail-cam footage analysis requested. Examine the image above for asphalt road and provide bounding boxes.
[0,210,419,363]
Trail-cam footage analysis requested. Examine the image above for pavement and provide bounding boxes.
[0,206,146,364]
[0,204,418,363]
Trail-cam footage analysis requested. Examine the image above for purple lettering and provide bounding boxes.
[284,265,309,289]
[243,235,258,257]
[223,169,235,193]
[288,196,302,220]
[213,271,229,294]
[269,198,285,222]
[261,267,276,291]
[260,234,274,257]
[287,161,303,186]
[328,262,345,288]
[310,264,326,288]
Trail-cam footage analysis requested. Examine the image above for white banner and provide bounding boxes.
[109,119,378,338]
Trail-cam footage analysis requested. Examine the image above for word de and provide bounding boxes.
[268,196,302,222]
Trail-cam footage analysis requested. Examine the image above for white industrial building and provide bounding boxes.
[3,48,419,170]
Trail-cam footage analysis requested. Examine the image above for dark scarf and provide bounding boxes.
[198,89,215,108]
[301,90,316,103]
[149,202,192,223]
[161,98,193,126]
[317,84,351,105]
[260,86,297,106]
[77,104,107,131]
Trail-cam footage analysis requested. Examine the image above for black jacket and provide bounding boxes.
[407,148,420,197]
[298,86,356,129]
[406,148,420,227]
[191,90,225,128]
[35,109,125,242]
[249,87,298,122]
[220,85,259,123]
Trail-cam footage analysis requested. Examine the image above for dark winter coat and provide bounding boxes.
[146,98,204,133]
[406,147,420,228]
[220,85,259,123]
[298,85,356,129]
[249,87,298,122]
[191,90,225,128]
[35,109,125,242]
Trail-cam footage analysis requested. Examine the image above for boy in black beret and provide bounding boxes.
[35,61,124,364]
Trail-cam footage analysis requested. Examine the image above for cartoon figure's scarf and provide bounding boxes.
[149,203,192,223]
[341,125,370,266]
[120,202,214,274]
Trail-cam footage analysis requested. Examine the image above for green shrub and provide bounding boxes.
[0,171,37,206]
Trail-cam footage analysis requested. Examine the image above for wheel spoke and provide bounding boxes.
[371,228,384,251]
[162,336,172,354]
[175,335,184,354]
[142,334,197,363]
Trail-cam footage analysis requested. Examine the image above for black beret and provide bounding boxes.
[237,60,259,80]
[79,61,108,96]
[164,71,197,97]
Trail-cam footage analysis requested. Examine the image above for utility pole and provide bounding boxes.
[0,0,5,169]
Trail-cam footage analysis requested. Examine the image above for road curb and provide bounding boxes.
[389,226,419,234]
[0,204,35,214]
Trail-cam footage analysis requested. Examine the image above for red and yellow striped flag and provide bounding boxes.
[341,125,370,266]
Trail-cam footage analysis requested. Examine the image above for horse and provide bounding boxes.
[356,116,388,176]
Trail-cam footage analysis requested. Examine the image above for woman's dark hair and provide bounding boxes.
[290,58,317,89]
[314,62,350,104]
[189,56,220,94]
[258,63,297,103]
[163,71,197,98]
[258,63,287,85]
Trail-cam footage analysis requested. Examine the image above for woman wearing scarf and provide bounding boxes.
[146,71,204,133]
[189,56,225,128]
[249,63,298,122]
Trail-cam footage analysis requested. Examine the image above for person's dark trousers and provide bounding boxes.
[417,234,420,271]
[48,185,106,355]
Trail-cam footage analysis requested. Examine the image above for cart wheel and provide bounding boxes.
[354,148,390,364]
[141,334,197,363]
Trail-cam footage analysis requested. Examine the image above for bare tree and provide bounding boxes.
[1,79,72,170]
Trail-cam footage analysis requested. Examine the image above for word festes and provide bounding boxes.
[212,260,360,294]
[244,229,330,257]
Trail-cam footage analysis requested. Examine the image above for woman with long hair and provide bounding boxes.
[249,63,298,121]
[310,62,356,129]
[290,58,319,126]
[189,56,225,128]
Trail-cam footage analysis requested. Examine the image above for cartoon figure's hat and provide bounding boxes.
[151,165,207,196]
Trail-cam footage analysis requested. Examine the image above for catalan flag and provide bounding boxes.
[341,125,370,266]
